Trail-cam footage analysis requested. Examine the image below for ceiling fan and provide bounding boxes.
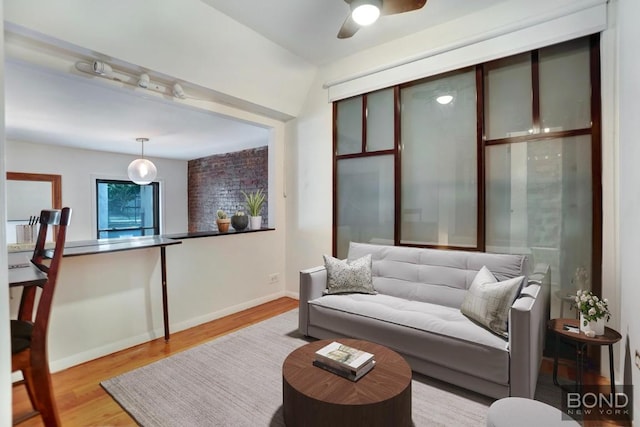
[338,0,427,39]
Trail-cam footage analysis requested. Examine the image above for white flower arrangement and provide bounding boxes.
[574,289,611,324]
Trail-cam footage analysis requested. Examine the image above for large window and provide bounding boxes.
[96,179,160,239]
[333,35,601,300]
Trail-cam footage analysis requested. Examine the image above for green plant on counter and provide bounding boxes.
[216,209,227,219]
[241,189,266,217]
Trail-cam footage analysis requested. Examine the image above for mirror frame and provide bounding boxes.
[6,172,62,213]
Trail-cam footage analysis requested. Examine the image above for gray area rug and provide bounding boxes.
[102,309,562,426]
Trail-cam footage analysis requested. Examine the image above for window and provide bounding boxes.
[96,179,160,239]
[333,35,601,300]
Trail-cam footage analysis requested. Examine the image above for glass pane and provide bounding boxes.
[97,181,158,238]
[485,53,533,139]
[539,37,591,132]
[366,88,394,152]
[336,96,363,155]
[400,70,477,247]
[485,136,592,317]
[336,155,394,258]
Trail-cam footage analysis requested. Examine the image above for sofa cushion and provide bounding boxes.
[460,274,524,337]
[323,254,376,295]
[347,242,528,308]
[308,293,510,384]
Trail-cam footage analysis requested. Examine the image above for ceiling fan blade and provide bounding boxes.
[382,0,427,16]
[337,14,360,39]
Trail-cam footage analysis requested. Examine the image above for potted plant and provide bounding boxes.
[573,289,610,336]
[216,209,230,232]
[242,189,266,230]
[231,210,248,231]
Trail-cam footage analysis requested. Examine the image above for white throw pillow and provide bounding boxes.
[471,265,497,287]
[461,267,524,337]
[323,254,376,295]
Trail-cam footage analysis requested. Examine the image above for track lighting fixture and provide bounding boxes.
[75,61,192,100]
[173,83,186,99]
[92,60,113,77]
[128,138,157,185]
[138,73,150,89]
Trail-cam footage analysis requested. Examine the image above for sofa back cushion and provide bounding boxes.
[347,242,528,308]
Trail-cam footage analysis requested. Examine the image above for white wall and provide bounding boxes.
[617,0,640,416]
[6,140,188,241]
[6,120,288,371]
[1,0,292,390]
[3,0,316,119]
[0,3,11,425]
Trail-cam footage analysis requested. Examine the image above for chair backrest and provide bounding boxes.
[21,208,72,349]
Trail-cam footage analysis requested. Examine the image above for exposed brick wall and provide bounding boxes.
[188,147,268,232]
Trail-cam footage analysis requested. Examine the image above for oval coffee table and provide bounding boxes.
[282,338,412,427]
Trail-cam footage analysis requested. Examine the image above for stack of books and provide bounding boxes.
[313,341,375,381]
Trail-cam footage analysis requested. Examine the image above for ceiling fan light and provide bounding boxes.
[351,0,382,26]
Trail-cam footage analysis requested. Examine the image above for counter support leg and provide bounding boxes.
[161,246,170,341]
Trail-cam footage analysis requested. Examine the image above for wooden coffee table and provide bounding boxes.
[282,338,412,427]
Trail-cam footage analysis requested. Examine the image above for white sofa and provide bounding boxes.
[299,242,550,399]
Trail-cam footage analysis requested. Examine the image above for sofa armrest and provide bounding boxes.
[298,266,327,336]
[508,280,548,398]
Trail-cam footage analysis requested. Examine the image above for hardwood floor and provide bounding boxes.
[13,296,627,426]
[12,297,299,426]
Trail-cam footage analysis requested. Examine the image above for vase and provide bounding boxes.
[249,215,262,230]
[231,214,248,231]
[580,313,605,336]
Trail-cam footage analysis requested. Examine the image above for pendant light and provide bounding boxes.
[128,138,157,185]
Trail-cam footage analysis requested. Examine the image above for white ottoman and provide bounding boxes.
[487,397,580,427]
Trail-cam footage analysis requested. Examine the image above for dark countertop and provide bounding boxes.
[164,228,274,240]
[7,228,274,257]
[62,235,182,257]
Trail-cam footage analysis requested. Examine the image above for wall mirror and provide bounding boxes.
[6,172,62,243]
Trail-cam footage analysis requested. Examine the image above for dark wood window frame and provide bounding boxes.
[332,34,602,301]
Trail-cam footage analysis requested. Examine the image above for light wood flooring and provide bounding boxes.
[13,297,627,426]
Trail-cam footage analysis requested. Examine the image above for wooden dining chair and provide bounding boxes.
[11,207,72,426]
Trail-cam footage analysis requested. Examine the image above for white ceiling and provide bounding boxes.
[4,59,270,161]
[201,0,506,66]
[4,0,505,161]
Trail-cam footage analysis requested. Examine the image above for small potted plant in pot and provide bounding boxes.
[241,189,266,230]
[231,209,248,231]
[216,209,231,232]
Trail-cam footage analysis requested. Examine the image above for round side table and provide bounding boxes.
[547,318,621,394]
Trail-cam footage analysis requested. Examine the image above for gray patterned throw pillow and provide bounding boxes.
[323,254,376,295]
[460,267,523,337]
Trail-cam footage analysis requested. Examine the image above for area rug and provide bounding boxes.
[102,309,562,426]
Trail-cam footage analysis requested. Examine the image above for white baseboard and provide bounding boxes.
[284,290,299,300]
[47,291,291,373]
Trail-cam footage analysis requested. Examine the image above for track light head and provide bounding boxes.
[173,83,186,99]
[92,60,113,77]
[138,73,150,89]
